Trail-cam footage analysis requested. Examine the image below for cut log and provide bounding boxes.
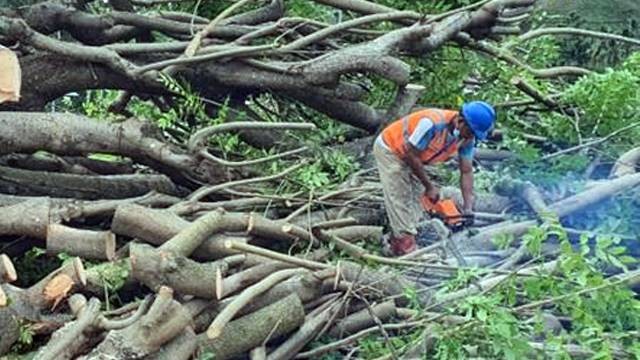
[112,204,308,261]
[159,208,225,256]
[198,293,305,360]
[328,300,397,338]
[46,224,116,261]
[35,296,104,360]
[0,287,6,307]
[0,113,202,183]
[206,268,308,339]
[219,261,295,299]
[0,198,53,238]
[0,46,21,103]
[267,301,343,360]
[130,243,239,298]
[83,287,191,359]
[0,258,85,355]
[192,270,327,334]
[25,257,86,311]
[338,261,413,306]
[495,179,549,218]
[325,225,383,243]
[0,254,17,283]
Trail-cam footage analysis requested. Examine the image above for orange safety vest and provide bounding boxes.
[381,108,460,164]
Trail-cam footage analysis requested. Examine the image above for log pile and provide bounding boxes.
[1,0,639,357]
[0,156,638,358]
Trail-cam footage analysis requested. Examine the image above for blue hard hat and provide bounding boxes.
[460,101,496,141]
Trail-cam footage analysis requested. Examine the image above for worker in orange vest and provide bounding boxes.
[373,101,496,256]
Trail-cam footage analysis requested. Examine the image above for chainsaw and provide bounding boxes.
[420,194,474,232]
[419,194,473,267]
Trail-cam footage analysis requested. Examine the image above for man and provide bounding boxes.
[373,101,496,256]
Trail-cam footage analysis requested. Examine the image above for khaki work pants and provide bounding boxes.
[373,142,423,237]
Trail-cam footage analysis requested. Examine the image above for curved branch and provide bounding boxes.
[205,268,307,339]
[187,161,306,201]
[459,34,592,78]
[199,146,308,167]
[279,11,418,53]
[187,121,315,152]
[309,0,418,18]
[0,16,141,80]
[136,44,276,74]
[515,27,640,48]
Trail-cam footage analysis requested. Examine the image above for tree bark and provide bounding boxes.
[130,243,239,298]
[198,293,305,360]
[0,198,53,238]
[0,164,178,199]
[328,300,397,338]
[83,287,191,360]
[46,224,116,261]
[144,327,197,360]
[0,112,204,183]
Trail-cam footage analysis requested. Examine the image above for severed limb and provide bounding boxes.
[206,268,308,339]
[267,300,343,360]
[198,293,306,360]
[130,242,243,298]
[83,286,191,359]
[328,300,397,338]
[35,294,151,360]
[46,225,116,261]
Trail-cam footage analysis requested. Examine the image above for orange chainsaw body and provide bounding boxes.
[420,195,465,229]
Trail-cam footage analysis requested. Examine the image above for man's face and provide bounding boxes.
[458,116,475,140]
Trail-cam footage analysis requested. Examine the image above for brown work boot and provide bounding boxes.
[389,234,417,256]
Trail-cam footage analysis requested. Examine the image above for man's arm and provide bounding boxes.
[458,139,475,212]
[459,158,474,212]
[402,144,438,199]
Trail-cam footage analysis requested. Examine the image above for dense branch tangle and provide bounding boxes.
[1,0,536,131]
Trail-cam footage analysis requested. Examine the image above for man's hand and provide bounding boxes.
[462,207,475,226]
[425,184,440,202]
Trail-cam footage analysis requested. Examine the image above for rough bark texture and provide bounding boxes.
[130,243,234,298]
[84,287,191,360]
[0,164,178,199]
[198,293,305,360]
[46,224,116,261]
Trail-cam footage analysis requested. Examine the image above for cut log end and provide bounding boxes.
[43,273,74,308]
[0,286,7,307]
[105,233,117,261]
[0,253,17,283]
[215,267,223,300]
[68,294,88,315]
[157,285,174,298]
[72,257,87,286]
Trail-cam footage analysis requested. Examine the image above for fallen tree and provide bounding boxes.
[1,0,640,358]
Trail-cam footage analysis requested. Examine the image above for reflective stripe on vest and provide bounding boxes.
[381,108,459,164]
